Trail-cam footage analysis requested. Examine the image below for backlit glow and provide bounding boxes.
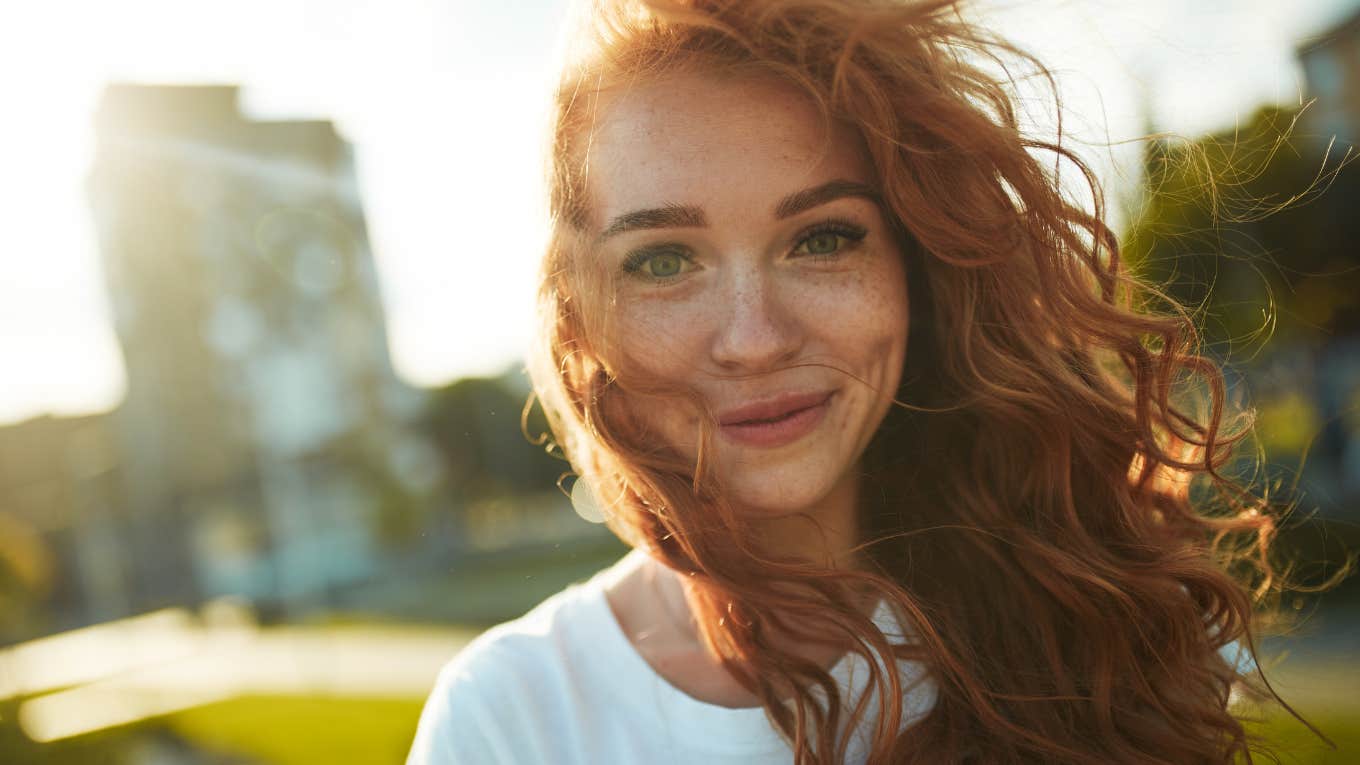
[0,0,1352,425]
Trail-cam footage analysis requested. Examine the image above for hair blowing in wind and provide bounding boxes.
[526,0,1298,761]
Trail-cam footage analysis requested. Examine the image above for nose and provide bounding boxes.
[709,268,803,373]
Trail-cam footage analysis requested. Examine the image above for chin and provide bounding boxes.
[723,467,844,518]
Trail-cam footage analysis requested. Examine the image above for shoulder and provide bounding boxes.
[407,556,636,765]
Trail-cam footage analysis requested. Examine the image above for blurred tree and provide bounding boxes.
[1124,105,1359,357]
[1123,104,1360,527]
[422,370,566,502]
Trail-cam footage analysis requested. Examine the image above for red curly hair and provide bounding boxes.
[527,1,1289,761]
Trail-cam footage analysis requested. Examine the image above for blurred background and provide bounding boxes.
[0,1,1357,763]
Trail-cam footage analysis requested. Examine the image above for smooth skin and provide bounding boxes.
[585,72,911,707]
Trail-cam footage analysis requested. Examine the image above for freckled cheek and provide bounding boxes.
[797,275,909,367]
[613,300,708,382]
[611,299,710,455]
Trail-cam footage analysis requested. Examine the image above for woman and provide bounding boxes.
[409,0,1282,762]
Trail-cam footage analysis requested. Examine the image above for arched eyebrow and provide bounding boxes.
[773,179,880,219]
[598,203,706,241]
[596,179,880,243]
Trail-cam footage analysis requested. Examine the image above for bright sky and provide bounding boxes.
[0,0,1354,426]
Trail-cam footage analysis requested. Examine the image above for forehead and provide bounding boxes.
[583,73,874,226]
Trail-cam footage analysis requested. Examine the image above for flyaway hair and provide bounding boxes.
[527,1,1299,761]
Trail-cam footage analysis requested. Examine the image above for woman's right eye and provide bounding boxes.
[621,248,696,282]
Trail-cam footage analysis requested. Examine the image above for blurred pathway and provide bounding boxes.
[0,606,475,743]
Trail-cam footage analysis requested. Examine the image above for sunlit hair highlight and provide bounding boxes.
[527,1,1294,762]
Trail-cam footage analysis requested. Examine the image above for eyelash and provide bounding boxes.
[791,218,869,259]
[620,246,693,279]
[618,217,871,282]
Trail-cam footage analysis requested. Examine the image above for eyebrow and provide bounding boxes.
[773,179,880,219]
[598,203,707,241]
[596,179,880,242]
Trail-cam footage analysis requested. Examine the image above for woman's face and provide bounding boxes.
[584,72,910,517]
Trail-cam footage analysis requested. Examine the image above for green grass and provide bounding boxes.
[168,695,426,765]
[1249,711,1360,764]
[1242,660,1360,764]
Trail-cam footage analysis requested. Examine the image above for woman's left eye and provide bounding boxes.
[792,222,867,258]
[797,232,846,256]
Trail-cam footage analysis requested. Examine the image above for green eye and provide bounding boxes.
[793,221,868,258]
[646,252,685,278]
[622,247,694,282]
[800,232,843,256]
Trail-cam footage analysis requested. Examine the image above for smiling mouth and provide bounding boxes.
[731,401,822,425]
[718,392,834,448]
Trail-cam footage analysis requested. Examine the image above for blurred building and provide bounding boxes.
[16,83,445,628]
[1298,8,1360,148]
[1296,9,1360,508]
[0,84,608,647]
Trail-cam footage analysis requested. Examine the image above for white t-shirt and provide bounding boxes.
[406,551,937,765]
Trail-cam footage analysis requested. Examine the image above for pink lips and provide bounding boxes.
[717,391,834,448]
